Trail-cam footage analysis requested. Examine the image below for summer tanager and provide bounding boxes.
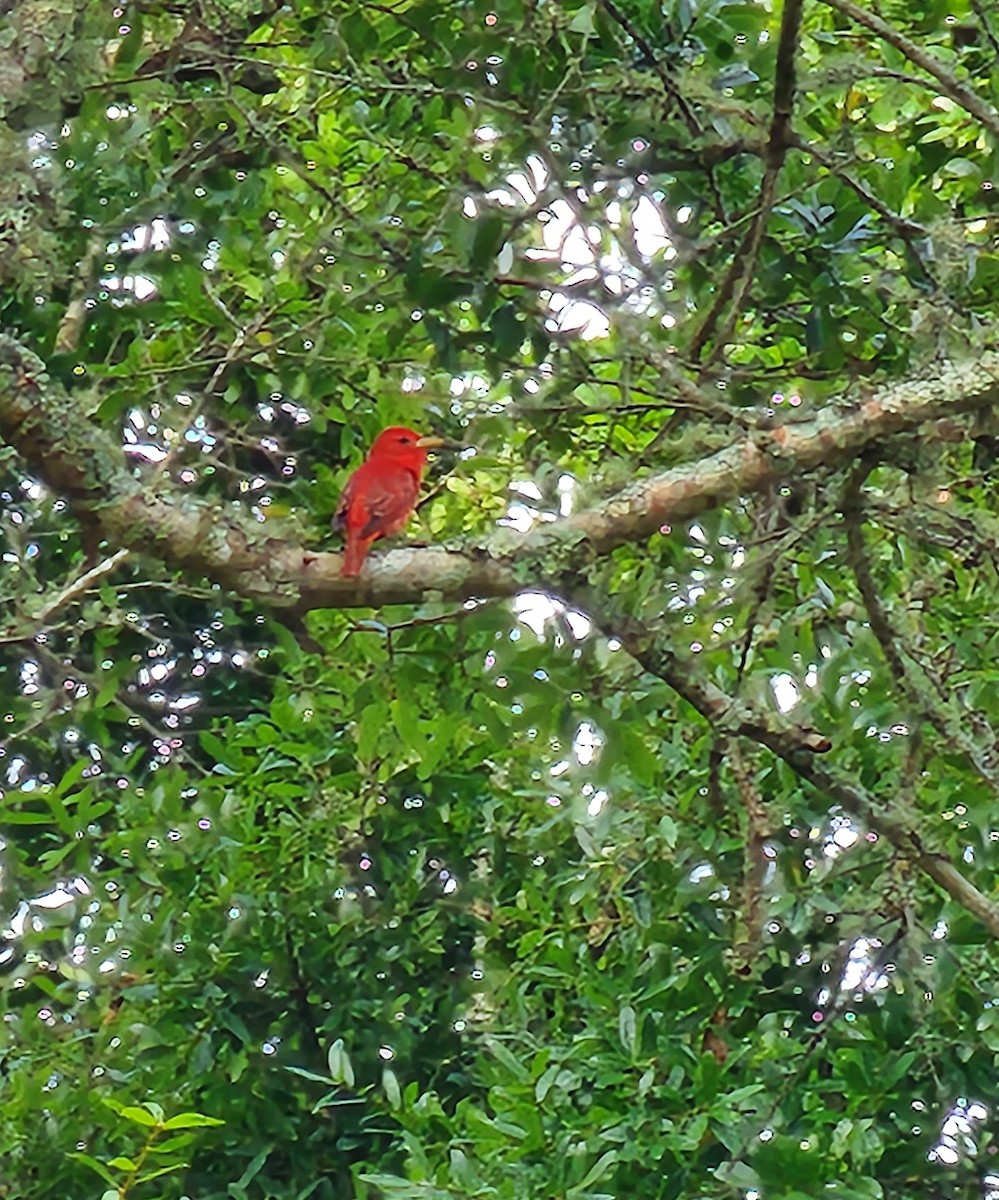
[333,426,448,577]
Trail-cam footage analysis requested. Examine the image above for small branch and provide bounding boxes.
[821,0,999,140]
[730,743,772,971]
[969,0,999,56]
[30,548,131,625]
[770,0,805,140]
[736,519,809,680]
[791,136,937,288]
[0,692,71,756]
[690,0,803,361]
[53,237,103,355]
[842,468,999,793]
[596,0,702,137]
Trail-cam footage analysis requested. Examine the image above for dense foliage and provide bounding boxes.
[2,0,999,1197]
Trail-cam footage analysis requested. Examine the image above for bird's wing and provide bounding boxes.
[331,475,354,532]
[334,463,419,541]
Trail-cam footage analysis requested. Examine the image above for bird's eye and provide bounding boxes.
[398,435,413,443]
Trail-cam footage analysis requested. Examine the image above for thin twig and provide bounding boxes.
[596,0,702,137]
[30,548,131,626]
[730,743,772,971]
[689,0,803,362]
[791,135,937,288]
[969,0,999,55]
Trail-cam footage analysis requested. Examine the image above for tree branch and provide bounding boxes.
[30,547,131,625]
[842,467,999,793]
[1,334,999,611]
[790,136,937,289]
[690,0,803,361]
[571,597,999,940]
[821,0,999,140]
[596,0,702,138]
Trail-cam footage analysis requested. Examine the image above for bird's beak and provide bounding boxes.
[416,435,461,450]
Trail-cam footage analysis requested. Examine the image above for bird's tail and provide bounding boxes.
[341,534,370,578]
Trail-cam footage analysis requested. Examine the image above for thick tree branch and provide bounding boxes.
[1,335,999,611]
[574,599,999,940]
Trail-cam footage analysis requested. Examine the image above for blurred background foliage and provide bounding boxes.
[2,0,999,1197]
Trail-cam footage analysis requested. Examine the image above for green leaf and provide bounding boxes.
[229,1144,271,1197]
[286,1065,336,1085]
[567,2,596,33]
[486,1039,529,1081]
[106,1156,138,1171]
[200,730,243,771]
[618,1004,637,1055]
[569,1149,618,1195]
[382,1067,402,1110]
[327,1038,356,1088]
[67,1153,117,1186]
[161,1111,225,1130]
[116,1106,160,1128]
[136,1163,186,1184]
[658,814,679,850]
[471,214,506,270]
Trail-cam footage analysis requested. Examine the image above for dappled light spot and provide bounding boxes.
[929,1100,989,1167]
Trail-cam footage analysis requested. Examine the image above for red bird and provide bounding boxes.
[333,426,448,578]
